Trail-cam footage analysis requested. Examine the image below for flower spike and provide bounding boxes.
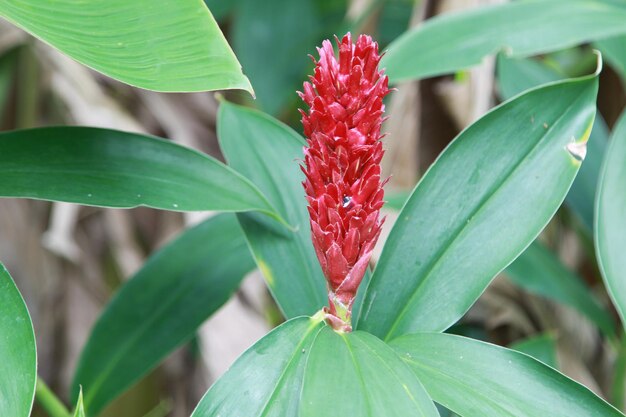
[299,33,390,331]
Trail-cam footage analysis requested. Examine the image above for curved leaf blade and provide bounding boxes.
[73,214,255,416]
[506,241,615,337]
[0,127,277,216]
[217,102,327,318]
[0,264,36,417]
[391,332,623,417]
[358,74,598,340]
[596,110,626,326]
[192,316,438,417]
[382,0,626,83]
[497,54,609,233]
[0,0,252,93]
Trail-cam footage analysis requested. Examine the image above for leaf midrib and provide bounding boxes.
[381,91,585,341]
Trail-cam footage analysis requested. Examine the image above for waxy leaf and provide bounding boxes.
[358,73,598,340]
[596,111,626,326]
[0,127,278,218]
[506,241,615,338]
[392,333,623,417]
[192,316,438,417]
[382,0,626,83]
[73,214,255,416]
[0,264,36,417]
[0,0,252,93]
[497,54,609,233]
[218,102,327,318]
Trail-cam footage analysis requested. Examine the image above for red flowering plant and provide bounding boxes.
[299,33,389,331]
[2,0,620,413]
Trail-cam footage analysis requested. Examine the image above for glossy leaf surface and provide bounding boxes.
[392,333,623,417]
[382,0,626,82]
[506,241,615,337]
[358,74,598,340]
[0,264,36,417]
[73,214,255,416]
[0,127,277,217]
[497,54,609,232]
[192,316,438,417]
[596,111,626,325]
[218,102,327,318]
[0,0,252,93]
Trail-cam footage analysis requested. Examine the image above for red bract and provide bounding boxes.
[299,33,389,331]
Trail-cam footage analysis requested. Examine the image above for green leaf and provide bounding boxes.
[231,0,318,114]
[595,35,626,85]
[358,73,599,340]
[73,388,85,417]
[596,110,626,326]
[0,264,36,417]
[497,54,609,233]
[506,241,615,337]
[0,126,278,217]
[382,0,626,83]
[510,333,558,369]
[0,0,252,93]
[73,214,255,417]
[192,315,438,417]
[391,332,623,417]
[217,102,327,318]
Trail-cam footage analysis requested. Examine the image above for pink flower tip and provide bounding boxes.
[299,33,390,331]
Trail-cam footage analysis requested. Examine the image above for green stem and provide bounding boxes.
[36,377,71,417]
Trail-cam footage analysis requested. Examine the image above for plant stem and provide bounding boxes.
[36,377,71,417]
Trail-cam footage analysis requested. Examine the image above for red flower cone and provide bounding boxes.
[299,33,390,331]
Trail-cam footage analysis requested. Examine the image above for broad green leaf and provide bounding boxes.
[231,0,318,114]
[382,0,626,83]
[510,333,558,369]
[192,315,438,417]
[596,35,626,84]
[0,264,36,417]
[497,54,609,232]
[0,127,278,218]
[217,102,327,318]
[0,0,252,93]
[506,241,615,337]
[358,73,598,340]
[73,214,255,417]
[73,388,86,417]
[596,110,626,326]
[392,333,623,417]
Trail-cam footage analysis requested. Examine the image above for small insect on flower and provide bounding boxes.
[299,33,390,332]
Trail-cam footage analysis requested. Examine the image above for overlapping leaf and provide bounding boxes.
[0,264,36,417]
[217,102,327,318]
[73,214,255,416]
[192,316,438,417]
[596,111,626,325]
[358,72,598,340]
[392,333,624,417]
[382,0,626,82]
[0,0,252,92]
[497,54,609,232]
[0,127,278,218]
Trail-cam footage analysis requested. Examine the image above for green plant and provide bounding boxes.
[1,0,626,416]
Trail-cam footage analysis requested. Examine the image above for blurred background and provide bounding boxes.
[0,0,624,416]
